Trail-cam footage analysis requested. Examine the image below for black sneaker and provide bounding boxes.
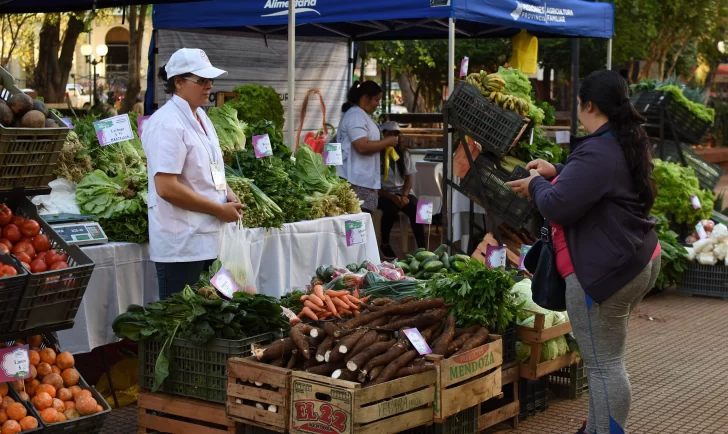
[381,244,397,260]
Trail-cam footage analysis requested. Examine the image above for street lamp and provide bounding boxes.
[81,44,108,107]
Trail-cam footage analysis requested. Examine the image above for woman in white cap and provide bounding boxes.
[142,48,243,298]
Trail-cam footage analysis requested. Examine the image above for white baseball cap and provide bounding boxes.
[381,121,401,132]
[165,48,227,79]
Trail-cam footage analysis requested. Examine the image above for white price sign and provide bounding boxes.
[324,143,343,166]
[93,114,135,146]
[345,220,366,247]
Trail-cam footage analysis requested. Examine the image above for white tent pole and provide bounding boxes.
[606,38,612,70]
[287,1,296,148]
[446,17,455,247]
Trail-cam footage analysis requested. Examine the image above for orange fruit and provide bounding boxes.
[0,383,7,397]
[5,403,25,422]
[24,380,39,398]
[56,412,67,422]
[73,390,91,402]
[56,352,74,370]
[63,408,79,420]
[39,349,56,366]
[42,373,63,390]
[39,408,57,424]
[0,410,7,424]
[95,404,103,414]
[63,401,74,410]
[75,396,97,416]
[0,420,20,434]
[27,336,42,349]
[52,398,64,413]
[36,363,51,378]
[1,397,13,411]
[35,385,55,399]
[9,382,22,393]
[15,393,27,403]
[50,365,61,376]
[28,365,37,381]
[30,392,51,411]
[60,369,79,388]
[28,351,39,367]
[18,416,38,430]
[57,388,72,402]
[68,386,82,400]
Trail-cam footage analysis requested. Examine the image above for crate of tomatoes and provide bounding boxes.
[0,196,94,335]
[0,252,29,334]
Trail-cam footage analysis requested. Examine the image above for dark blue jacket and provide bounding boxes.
[528,123,658,304]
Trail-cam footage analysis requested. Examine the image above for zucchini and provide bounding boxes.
[441,252,450,269]
[415,270,426,279]
[433,244,448,257]
[414,248,426,254]
[420,255,438,267]
[451,254,471,263]
[424,271,436,279]
[415,251,437,262]
[424,261,444,272]
[397,262,410,272]
[406,254,415,261]
[409,260,420,273]
[451,261,467,272]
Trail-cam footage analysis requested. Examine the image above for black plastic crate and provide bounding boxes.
[446,81,529,158]
[632,90,712,144]
[5,386,44,433]
[676,262,728,299]
[495,318,517,365]
[138,333,275,403]
[652,139,724,191]
[401,405,479,434]
[519,377,549,420]
[459,155,536,229]
[0,254,29,333]
[548,359,588,399]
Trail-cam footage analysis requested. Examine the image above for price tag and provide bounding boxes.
[690,195,702,210]
[518,244,532,271]
[555,131,570,144]
[402,328,432,355]
[323,143,343,166]
[484,245,507,269]
[460,57,470,77]
[93,114,135,146]
[0,345,31,382]
[253,134,273,158]
[60,117,74,129]
[345,219,367,247]
[137,115,150,138]
[416,201,434,224]
[210,266,239,299]
[696,222,707,240]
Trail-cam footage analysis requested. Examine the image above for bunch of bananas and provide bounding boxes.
[465,70,530,118]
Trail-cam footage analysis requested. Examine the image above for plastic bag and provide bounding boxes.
[31,178,81,215]
[510,29,539,74]
[218,219,256,294]
[95,358,139,408]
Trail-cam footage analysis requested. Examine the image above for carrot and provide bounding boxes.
[299,307,319,321]
[359,295,371,303]
[338,308,352,316]
[325,289,350,297]
[319,312,332,319]
[313,285,325,300]
[324,294,340,318]
[341,296,358,310]
[331,297,349,311]
[345,294,362,305]
[300,295,309,302]
[308,294,325,308]
[304,300,325,312]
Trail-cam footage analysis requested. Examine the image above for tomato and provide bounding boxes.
[0,244,8,254]
[30,259,48,273]
[20,261,30,271]
[21,219,40,237]
[0,264,18,277]
[14,252,31,264]
[46,250,67,266]
[0,205,12,227]
[50,261,68,270]
[32,234,51,253]
[12,242,35,259]
[35,251,47,262]
[11,216,24,226]
[0,238,12,250]
[2,224,21,243]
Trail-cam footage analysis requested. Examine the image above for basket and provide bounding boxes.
[0,67,70,190]
[401,406,479,434]
[652,139,724,191]
[5,196,94,334]
[631,90,711,144]
[446,81,529,159]
[138,333,276,403]
[294,88,332,154]
[495,318,517,366]
[676,262,728,299]
[6,387,44,433]
[548,359,588,399]
[459,155,536,229]
[518,377,549,420]
[0,254,29,334]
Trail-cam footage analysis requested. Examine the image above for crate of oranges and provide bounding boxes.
[0,384,41,433]
[1,334,111,434]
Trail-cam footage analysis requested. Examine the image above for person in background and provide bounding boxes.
[507,70,660,434]
[377,121,426,259]
[132,98,144,115]
[336,81,399,212]
[142,48,242,299]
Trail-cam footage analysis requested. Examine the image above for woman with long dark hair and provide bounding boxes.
[336,81,399,212]
[508,70,661,434]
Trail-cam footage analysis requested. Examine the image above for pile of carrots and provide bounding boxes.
[297,285,370,321]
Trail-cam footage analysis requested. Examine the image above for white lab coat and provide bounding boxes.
[336,106,382,189]
[142,95,226,263]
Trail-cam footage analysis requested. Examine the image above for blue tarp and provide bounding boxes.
[153,0,614,40]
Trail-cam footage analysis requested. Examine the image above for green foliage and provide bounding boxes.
[534,100,556,127]
[510,127,568,164]
[654,217,689,290]
[73,114,146,177]
[207,104,247,160]
[227,84,284,132]
[498,66,533,102]
[657,85,715,123]
[651,159,714,225]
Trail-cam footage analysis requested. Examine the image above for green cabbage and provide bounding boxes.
[498,66,533,102]
[208,104,247,159]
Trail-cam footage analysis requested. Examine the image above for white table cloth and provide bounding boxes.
[57,213,379,354]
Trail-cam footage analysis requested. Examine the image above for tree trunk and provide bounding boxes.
[664,37,690,80]
[34,13,86,103]
[627,59,635,85]
[121,5,148,114]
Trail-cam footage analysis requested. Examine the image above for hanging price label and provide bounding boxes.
[345,219,367,247]
[555,131,570,144]
[690,195,702,210]
[253,134,273,158]
[137,115,150,138]
[696,222,707,240]
[416,201,434,224]
[402,328,432,355]
[0,345,31,382]
[323,143,343,166]
[460,57,470,77]
[93,114,135,146]
[210,266,239,299]
[518,244,532,271]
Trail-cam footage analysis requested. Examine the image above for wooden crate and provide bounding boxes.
[216,91,238,107]
[137,390,236,434]
[425,336,503,422]
[227,357,292,433]
[290,368,436,434]
[517,311,579,380]
[478,362,520,432]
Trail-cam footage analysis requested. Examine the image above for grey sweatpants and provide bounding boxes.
[565,258,661,434]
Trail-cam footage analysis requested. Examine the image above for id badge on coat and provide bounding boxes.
[211,163,227,191]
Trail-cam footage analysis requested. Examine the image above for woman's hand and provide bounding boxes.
[506,169,540,199]
[226,188,241,204]
[399,195,410,207]
[216,202,244,223]
[526,159,558,178]
[384,136,399,147]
